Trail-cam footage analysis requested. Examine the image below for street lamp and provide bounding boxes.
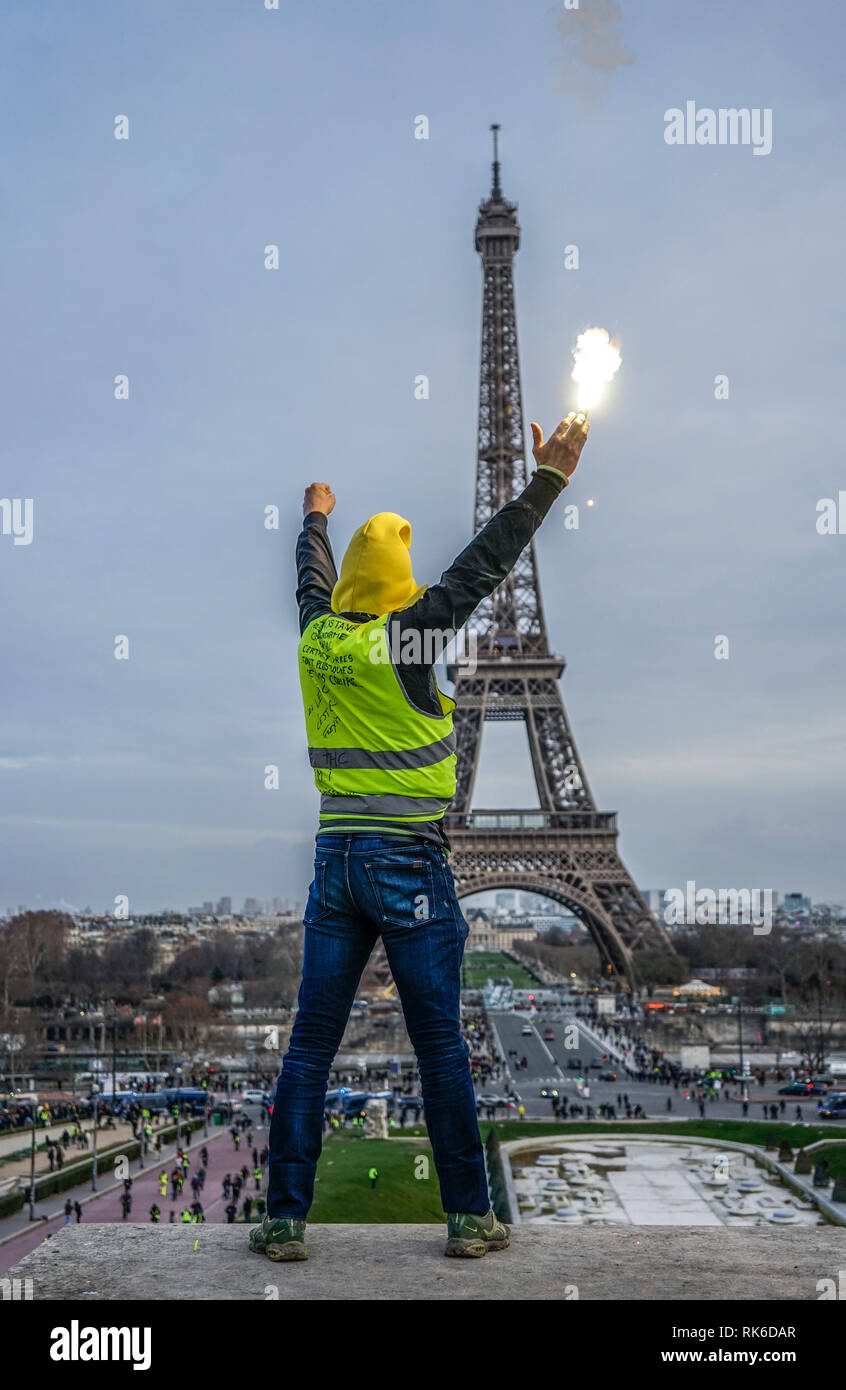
[737,997,744,1081]
[91,1087,99,1191]
[28,1100,37,1221]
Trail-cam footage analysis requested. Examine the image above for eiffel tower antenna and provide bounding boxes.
[446,132,675,980]
[490,122,502,198]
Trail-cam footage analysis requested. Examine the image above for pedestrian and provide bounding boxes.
[666,1097,672,1113]
[74,1201,82,1223]
[120,1192,132,1220]
[64,1198,73,1226]
[149,1203,161,1223]
[368,1166,378,1190]
[180,1208,191,1224]
[201,1147,209,1167]
[254,1165,262,1191]
[243,1195,253,1221]
[225,1202,238,1223]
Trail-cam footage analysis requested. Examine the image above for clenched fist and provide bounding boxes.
[530,413,590,481]
[303,483,336,518]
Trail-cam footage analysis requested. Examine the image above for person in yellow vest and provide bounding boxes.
[250,413,589,1264]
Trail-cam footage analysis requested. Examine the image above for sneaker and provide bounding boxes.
[249,1217,308,1262]
[445,1209,510,1258]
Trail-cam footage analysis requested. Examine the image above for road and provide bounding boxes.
[0,1102,268,1274]
[487,1009,837,1123]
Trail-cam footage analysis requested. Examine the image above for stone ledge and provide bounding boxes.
[7,1223,846,1301]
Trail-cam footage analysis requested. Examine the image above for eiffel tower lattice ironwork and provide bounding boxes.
[445,128,674,979]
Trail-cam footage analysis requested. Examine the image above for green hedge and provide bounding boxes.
[0,1189,24,1219]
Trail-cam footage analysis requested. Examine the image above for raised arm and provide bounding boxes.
[295,483,337,635]
[398,412,589,641]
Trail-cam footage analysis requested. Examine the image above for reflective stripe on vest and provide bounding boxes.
[308,731,455,772]
[319,793,451,818]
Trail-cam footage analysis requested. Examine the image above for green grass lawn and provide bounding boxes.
[461,950,539,989]
[308,1133,443,1223]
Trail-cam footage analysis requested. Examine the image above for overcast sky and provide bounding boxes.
[1,0,844,914]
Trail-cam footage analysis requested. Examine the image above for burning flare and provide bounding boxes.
[570,327,622,410]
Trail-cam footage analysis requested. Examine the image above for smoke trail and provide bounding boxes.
[554,0,635,112]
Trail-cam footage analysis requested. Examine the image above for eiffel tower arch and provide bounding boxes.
[445,129,675,981]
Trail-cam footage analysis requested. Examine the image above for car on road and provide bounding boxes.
[598,1070,617,1082]
[542,1028,555,1041]
[477,1093,512,1108]
[566,1059,582,1070]
[818,1098,846,1119]
[521,1024,534,1036]
[589,1060,606,1071]
[778,1081,828,1096]
[539,1086,559,1099]
[241,1089,267,1105]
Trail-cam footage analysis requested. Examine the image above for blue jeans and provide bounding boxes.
[267,835,490,1219]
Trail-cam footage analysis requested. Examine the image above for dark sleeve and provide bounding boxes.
[395,469,567,644]
[295,512,338,636]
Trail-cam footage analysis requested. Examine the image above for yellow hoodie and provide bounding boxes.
[331,511,427,617]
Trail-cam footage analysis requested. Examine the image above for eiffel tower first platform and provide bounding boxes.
[444,129,674,980]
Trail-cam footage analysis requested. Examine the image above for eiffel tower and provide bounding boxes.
[445,128,674,979]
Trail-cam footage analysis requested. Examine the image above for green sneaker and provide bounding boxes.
[249,1217,308,1262]
[445,1209,510,1258]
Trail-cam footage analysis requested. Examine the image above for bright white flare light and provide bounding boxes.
[570,327,622,410]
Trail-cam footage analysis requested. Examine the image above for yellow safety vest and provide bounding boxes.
[299,612,456,825]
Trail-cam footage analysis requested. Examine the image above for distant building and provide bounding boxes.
[495,891,519,913]
[782,892,811,914]
[215,896,232,916]
[641,889,669,917]
[465,911,537,952]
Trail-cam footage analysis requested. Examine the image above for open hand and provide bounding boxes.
[530,413,589,480]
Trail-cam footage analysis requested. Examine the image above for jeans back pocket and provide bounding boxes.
[303,859,334,925]
[364,856,436,928]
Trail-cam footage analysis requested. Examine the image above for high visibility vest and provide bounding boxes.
[299,612,456,825]
[181,1211,190,1223]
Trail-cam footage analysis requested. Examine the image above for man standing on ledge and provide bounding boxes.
[250,412,589,1262]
